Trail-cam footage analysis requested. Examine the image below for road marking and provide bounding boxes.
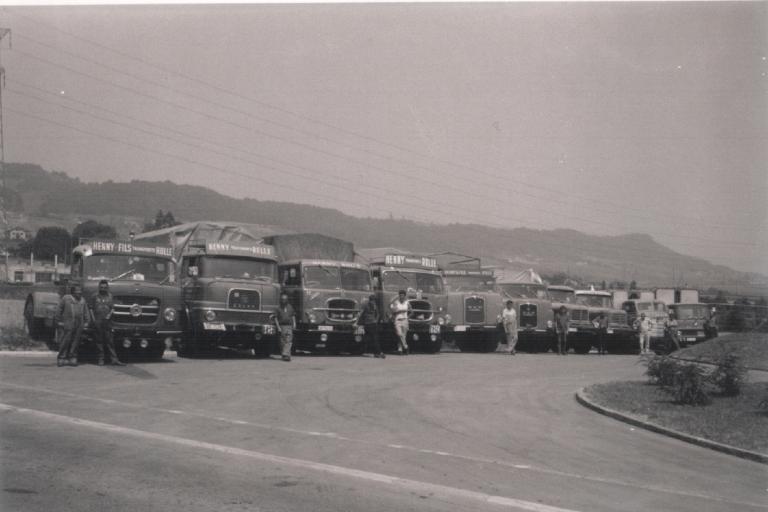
[1,381,765,509]
[0,402,579,512]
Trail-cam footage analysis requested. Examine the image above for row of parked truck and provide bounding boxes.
[22,221,717,360]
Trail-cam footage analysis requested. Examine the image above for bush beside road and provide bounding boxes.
[674,332,768,371]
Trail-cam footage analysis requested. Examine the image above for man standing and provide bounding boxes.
[501,300,518,355]
[390,290,411,355]
[358,294,385,359]
[56,284,89,367]
[593,312,608,355]
[664,311,681,353]
[634,312,652,354]
[554,305,569,355]
[91,280,125,366]
[272,293,296,362]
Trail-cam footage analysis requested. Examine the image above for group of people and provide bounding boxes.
[56,281,125,367]
[633,311,681,354]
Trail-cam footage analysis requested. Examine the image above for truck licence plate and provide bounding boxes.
[454,325,467,332]
[203,322,226,331]
[607,328,614,334]
[315,343,326,348]
[568,327,578,333]
[429,325,441,334]
[686,337,697,342]
[318,325,333,332]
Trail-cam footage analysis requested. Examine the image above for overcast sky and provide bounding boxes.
[1,3,766,274]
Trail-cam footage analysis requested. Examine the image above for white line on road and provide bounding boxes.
[0,402,579,512]
[1,380,764,509]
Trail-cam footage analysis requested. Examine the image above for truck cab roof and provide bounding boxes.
[279,259,369,270]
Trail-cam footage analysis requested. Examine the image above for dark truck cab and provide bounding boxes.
[279,260,370,354]
[546,285,594,354]
[177,240,280,357]
[575,288,635,353]
[368,254,447,353]
[23,238,182,360]
[667,303,718,345]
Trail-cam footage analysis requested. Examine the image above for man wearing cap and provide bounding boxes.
[390,290,412,355]
[91,280,125,366]
[501,300,518,355]
[271,293,296,362]
[358,294,385,359]
[593,312,609,355]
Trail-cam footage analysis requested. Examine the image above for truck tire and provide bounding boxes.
[573,339,592,354]
[147,342,166,361]
[478,334,499,353]
[421,335,443,354]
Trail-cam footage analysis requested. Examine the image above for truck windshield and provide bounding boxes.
[304,266,341,289]
[499,283,548,300]
[382,271,443,294]
[341,268,372,291]
[548,289,576,303]
[577,295,612,308]
[671,305,709,320]
[445,276,495,292]
[200,257,276,281]
[85,255,175,284]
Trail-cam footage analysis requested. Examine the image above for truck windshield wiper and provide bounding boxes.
[110,268,136,281]
[394,270,410,283]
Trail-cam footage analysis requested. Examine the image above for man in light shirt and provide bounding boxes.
[501,300,518,355]
[390,289,412,355]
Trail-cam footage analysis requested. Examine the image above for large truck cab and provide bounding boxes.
[177,240,280,357]
[24,238,182,360]
[441,269,503,353]
[497,281,554,353]
[546,285,593,353]
[278,259,370,354]
[667,303,717,344]
[369,254,446,353]
[575,288,635,353]
[621,299,668,340]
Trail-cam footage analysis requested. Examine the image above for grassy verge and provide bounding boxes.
[0,326,51,351]
[676,333,768,371]
[585,380,768,454]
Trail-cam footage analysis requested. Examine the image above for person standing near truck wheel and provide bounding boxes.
[92,280,125,366]
[633,312,652,354]
[359,294,385,359]
[272,293,296,362]
[501,300,518,355]
[554,305,569,355]
[664,311,681,353]
[593,312,608,355]
[56,284,89,367]
[390,290,411,355]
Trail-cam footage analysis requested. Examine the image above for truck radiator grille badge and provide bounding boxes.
[520,304,537,328]
[465,297,485,324]
[228,289,261,310]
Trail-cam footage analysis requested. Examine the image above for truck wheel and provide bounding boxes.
[455,338,471,352]
[147,343,166,361]
[478,334,499,353]
[573,340,591,354]
[422,336,442,354]
[177,336,199,358]
[253,339,272,359]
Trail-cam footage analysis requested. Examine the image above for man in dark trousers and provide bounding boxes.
[91,280,125,366]
[56,284,89,367]
[593,312,608,355]
[554,305,570,355]
[272,293,296,362]
[358,294,385,359]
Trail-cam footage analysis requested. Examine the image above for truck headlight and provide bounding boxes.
[437,316,445,326]
[547,320,554,329]
[307,312,317,324]
[204,310,216,322]
[163,307,176,322]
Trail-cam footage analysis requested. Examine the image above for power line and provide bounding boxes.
[7,19,765,232]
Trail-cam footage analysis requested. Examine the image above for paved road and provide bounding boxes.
[1,351,766,512]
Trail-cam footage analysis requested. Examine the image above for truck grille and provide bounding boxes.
[520,303,537,328]
[408,300,433,322]
[570,309,589,322]
[228,289,261,311]
[610,312,627,325]
[112,296,159,325]
[327,298,358,321]
[465,297,485,324]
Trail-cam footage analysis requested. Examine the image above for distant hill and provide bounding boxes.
[3,163,766,294]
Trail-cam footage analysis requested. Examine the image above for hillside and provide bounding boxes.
[3,163,766,292]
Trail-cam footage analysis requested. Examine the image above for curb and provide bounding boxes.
[0,350,55,357]
[575,387,768,465]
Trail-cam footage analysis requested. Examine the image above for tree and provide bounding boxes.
[600,280,607,290]
[143,209,181,232]
[71,220,117,246]
[31,226,71,261]
[629,280,637,290]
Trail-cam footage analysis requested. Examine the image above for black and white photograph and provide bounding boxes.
[0,2,766,511]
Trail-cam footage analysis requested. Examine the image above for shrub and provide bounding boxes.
[710,352,748,396]
[671,363,711,406]
[645,355,680,387]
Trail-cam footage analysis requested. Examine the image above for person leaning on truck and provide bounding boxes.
[91,280,125,366]
[56,284,89,367]
[501,300,518,355]
[663,311,681,353]
[554,305,569,355]
[592,312,608,355]
[272,293,296,362]
[390,290,412,355]
[358,294,385,359]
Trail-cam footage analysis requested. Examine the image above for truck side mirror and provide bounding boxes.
[187,266,199,277]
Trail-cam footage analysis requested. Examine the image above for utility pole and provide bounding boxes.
[0,28,10,283]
